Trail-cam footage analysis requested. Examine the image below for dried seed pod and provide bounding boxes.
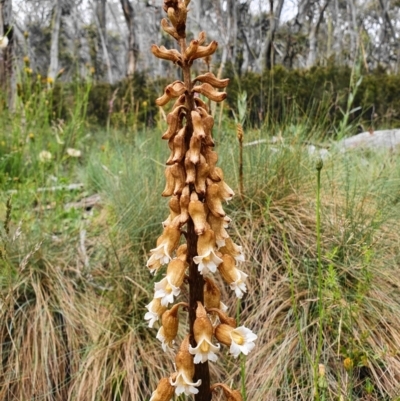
[206,182,226,217]
[151,45,182,64]
[193,72,230,88]
[192,82,227,103]
[161,18,180,41]
[190,41,218,60]
[162,105,185,140]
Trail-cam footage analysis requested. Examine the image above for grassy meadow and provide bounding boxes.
[1,76,400,401]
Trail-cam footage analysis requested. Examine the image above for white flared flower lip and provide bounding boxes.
[229,326,257,358]
[144,300,161,328]
[147,243,172,273]
[189,337,220,364]
[156,327,174,352]
[193,250,223,275]
[154,277,181,307]
[234,245,245,262]
[170,372,201,396]
[229,269,248,299]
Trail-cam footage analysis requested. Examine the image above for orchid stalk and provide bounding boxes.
[146,1,257,400]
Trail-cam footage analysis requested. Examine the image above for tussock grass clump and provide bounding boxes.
[224,145,400,400]
[0,244,89,400]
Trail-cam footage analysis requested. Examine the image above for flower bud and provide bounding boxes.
[219,238,245,263]
[197,31,206,46]
[166,126,186,165]
[207,307,237,328]
[171,163,186,195]
[194,96,210,113]
[162,166,175,197]
[184,154,196,184]
[187,134,201,165]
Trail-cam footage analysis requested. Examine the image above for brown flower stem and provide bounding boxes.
[179,36,212,401]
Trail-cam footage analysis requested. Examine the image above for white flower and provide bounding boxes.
[156,326,174,352]
[154,277,181,307]
[170,372,201,396]
[144,298,166,328]
[229,269,248,298]
[146,226,181,274]
[147,244,171,273]
[66,147,82,157]
[39,150,52,163]
[189,337,220,364]
[193,250,223,275]
[0,36,9,49]
[229,326,257,358]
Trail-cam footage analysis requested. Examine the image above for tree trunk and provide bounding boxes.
[94,0,113,83]
[257,0,285,72]
[0,0,14,110]
[48,0,62,82]
[120,0,137,77]
[306,0,330,68]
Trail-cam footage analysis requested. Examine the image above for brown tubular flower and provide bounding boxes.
[147,1,255,399]
[150,377,175,401]
[210,383,243,401]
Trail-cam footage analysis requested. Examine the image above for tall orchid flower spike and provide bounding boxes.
[147,2,255,399]
[147,225,181,274]
[193,227,223,274]
[189,302,220,363]
[170,336,202,395]
[215,324,257,358]
[149,377,175,401]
